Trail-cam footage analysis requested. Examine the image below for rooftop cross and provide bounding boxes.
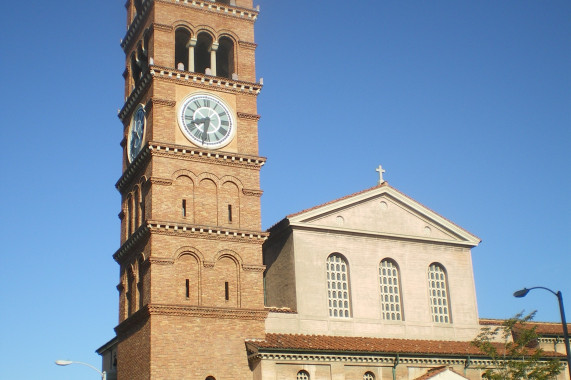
[376,165,386,185]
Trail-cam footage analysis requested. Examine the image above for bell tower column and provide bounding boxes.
[107,1,266,379]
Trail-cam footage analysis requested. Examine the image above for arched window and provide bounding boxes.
[379,259,403,321]
[428,263,451,323]
[195,32,213,74]
[297,370,310,380]
[216,36,235,79]
[205,376,216,380]
[326,253,351,318]
[216,0,231,4]
[175,28,191,70]
[364,372,375,380]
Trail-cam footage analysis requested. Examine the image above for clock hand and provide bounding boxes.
[201,118,211,144]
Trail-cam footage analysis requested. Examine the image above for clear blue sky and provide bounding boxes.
[0,1,569,379]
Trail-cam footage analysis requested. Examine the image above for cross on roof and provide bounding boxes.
[376,165,386,185]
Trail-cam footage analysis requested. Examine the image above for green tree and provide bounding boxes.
[472,311,563,379]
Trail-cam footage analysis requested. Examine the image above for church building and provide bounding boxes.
[97,1,569,379]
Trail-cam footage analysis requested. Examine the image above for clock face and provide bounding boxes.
[178,93,235,149]
[127,104,146,163]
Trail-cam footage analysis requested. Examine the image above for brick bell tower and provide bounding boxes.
[113,0,266,378]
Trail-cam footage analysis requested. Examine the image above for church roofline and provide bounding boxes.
[267,182,481,246]
[245,333,565,359]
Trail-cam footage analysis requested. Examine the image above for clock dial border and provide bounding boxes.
[127,104,146,163]
[177,93,236,150]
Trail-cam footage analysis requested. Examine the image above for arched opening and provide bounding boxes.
[175,28,191,70]
[195,32,213,74]
[216,0,230,4]
[216,36,235,79]
[131,53,141,84]
[137,42,148,74]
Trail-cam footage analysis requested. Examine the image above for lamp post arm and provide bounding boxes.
[55,360,106,380]
[527,286,559,297]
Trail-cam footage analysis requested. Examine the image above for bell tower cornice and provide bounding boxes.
[121,0,259,54]
[119,66,262,122]
[116,142,266,193]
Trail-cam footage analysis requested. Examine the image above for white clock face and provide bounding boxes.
[128,104,146,163]
[178,93,235,149]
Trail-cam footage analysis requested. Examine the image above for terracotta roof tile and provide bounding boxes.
[247,333,565,358]
[479,318,571,336]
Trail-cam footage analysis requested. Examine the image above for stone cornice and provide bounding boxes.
[148,141,266,168]
[119,66,263,123]
[155,0,259,23]
[246,350,494,368]
[114,225,150,263]
[148,304,267,320]
[121,0,153,53]
[116,142,266,193]
[289,222,476,249]
[116,145,151,193]
[119,70,152,122]
[115,306,150,337]
[146,220,268,243]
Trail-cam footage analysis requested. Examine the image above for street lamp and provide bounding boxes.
[55,359,107,380]
[513,286,571,379]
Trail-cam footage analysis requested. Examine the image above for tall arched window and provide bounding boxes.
[175,28,191,70]
[216,36,235,79]
[379,259,403,321]
[326,253,351,318]
[195,32,213,74]
[297,370,310,380]
[428,263,451,323]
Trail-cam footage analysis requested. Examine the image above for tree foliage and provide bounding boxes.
[472,311,563,380]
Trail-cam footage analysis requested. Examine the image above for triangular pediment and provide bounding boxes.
[287,184,480,247]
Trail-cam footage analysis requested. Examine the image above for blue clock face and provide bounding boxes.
[128,105,145,163]
[178,94,235,149]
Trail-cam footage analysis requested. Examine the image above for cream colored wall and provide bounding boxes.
[265,227,480,341]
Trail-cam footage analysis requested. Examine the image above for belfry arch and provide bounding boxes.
[216,36,235,79]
